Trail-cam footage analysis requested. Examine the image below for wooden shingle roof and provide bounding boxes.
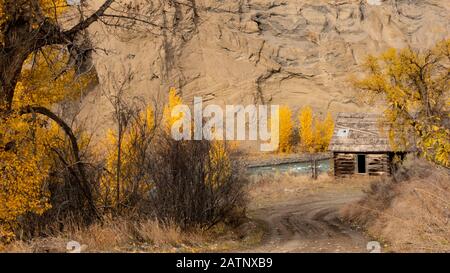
[328,113,395,153]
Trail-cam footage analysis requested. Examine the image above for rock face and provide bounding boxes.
[80,0,449,133]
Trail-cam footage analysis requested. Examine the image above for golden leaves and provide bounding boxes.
[278,106,294,153]
[298,106,314,152]
[1,1,68,44]
[0,5,94,238]
[101,105,156,207]
[298,106,334,153]
[270,105,335,154]
[39,0,68,20]
[0,114,65,240]
[0,1,5,45]
[207,141,232,188]
[14,47,96,108]
[163,87,184,129]
[353,39,450,167]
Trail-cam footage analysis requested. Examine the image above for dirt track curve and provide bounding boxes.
[246,191,371,253]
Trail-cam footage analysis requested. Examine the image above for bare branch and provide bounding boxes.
[19,105,101,219]
[64,0,115,38]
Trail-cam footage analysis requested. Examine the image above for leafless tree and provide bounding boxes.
[100,65,164,211]
[103,66,137,209]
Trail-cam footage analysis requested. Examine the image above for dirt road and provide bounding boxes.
[245,191,371,253]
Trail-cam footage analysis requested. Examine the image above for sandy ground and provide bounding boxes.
[241,175,374,253]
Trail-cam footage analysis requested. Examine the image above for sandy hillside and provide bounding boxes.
[74,0,449,139]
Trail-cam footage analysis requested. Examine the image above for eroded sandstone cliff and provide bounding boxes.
[78,0,449,135]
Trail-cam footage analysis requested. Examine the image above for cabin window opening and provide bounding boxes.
[357,154,366,173]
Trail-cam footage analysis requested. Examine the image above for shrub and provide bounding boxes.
[342,156,450,252]
[144,133,248,230]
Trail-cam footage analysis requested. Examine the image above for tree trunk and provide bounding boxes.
[0,0,114,111]
[0,25,36,111]
[116,123,122,209]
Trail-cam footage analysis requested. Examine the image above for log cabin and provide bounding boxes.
[328,113,407,177]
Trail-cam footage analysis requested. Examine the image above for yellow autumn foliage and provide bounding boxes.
[207,141,232,188]
[163,87,184,130]
[0,1,4,34]
[314,112,334,152]
[354,39,449,167]
[14,48,96,108]
[0,42,93,240]
[0,1,6,45]
[101,106,155,207]
[0,115,66,241]
[298,106,334,153]
[298,106,314,152]
[0,1,67,19]
[1,0,68,44]
[39,0,68,20]
[278,105,294,153]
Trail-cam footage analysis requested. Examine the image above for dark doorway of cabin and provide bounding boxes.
[357,154,366,173]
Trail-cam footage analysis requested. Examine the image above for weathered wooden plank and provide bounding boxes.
[333,152,356,177]
[366,153,390,175]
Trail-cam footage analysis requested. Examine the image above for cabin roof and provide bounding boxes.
[328,113,396,153]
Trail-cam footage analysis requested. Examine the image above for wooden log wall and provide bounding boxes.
[366,153,390,176]
[333,152,391,177]
[334,153,355,176]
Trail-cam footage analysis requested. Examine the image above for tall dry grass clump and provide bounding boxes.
[0,217,207,253]
[342,156,450,252]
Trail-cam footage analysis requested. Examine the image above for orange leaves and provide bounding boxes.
[0,114,65,241]
[272,105,334,154]
[207,140,232,188]
[278,106,294,153]
[163,87,184,129]
[14,47,96,108]
[101,105,156,207]
[298,106,314,152]
[39,0,68,20]
[0,5,95,238]
[298,106,334,153]
[353,39,450,167]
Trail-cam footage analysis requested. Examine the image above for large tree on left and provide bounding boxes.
[0,0,114,110]
[0,0,115,240]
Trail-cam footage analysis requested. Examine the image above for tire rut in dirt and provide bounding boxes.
[248,192,369,252]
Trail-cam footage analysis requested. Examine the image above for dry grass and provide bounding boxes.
[248,172,374,209]
[1,218,188,253]
[0,217,263,253]
[342,157,450,253]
